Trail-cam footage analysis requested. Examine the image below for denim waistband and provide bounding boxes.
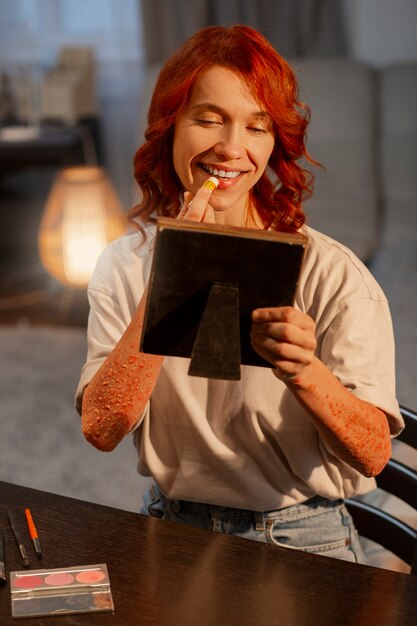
[151,485,343,530]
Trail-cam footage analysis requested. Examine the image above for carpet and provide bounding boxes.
[0,324,150,513]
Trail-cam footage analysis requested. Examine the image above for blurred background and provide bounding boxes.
[0,0,416,320]
[0,0,416,571]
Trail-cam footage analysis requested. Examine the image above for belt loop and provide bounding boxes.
[255,511,266,531]
[210,505,223,533]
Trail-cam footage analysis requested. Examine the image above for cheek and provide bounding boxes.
[172,121,190,176]
[172,133,185,175]
[248,134,274,164]
[250,142,274,181]
[187,131,214,160]
[173,132,206,174]
[262,139,275,166]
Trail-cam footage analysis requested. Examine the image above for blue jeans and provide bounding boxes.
[141,484,365,564]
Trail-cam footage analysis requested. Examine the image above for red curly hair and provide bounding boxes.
[130,25,316,235]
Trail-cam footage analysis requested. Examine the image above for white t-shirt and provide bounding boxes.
[75,224,403,511]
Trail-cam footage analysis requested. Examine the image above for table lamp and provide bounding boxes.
[38,165,127,287]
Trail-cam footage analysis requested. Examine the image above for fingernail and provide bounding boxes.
[202,177,219,193]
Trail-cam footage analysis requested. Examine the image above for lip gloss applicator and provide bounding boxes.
[202,176,219,193]
[25,508,42,559]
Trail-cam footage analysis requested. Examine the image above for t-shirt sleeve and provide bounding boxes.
[319,297,404,436]
[74,234,149,419]
[74,289,127,414]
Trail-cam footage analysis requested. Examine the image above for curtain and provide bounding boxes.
[140,0,347,66]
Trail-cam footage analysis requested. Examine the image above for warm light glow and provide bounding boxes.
[38,166,127,287]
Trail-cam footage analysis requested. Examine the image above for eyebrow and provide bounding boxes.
[189,103,272,121]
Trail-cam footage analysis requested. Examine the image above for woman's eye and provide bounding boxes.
[195,119,220,127]
[248,126,267,135]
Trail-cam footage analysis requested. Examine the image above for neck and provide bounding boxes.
[214,200,264,230]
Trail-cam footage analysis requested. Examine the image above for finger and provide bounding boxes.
[178,195,216,222]
[251,334,315,365]
[252,307,316,332]
[177,191,193,219]
[184,200,216,223]
[250,339,304,379]
[181,177,219,222]
[251,322,317,351]
[203,205,216,224]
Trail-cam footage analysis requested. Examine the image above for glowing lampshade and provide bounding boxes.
[38,166,127,287]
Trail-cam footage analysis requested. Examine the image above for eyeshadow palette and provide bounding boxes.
[10,563,114,618]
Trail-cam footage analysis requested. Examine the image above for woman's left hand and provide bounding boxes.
[251,306,392,478]
[250,306,317,382]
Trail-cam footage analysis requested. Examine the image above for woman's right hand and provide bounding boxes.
[177,178,218,223]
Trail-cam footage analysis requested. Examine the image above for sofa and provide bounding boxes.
[293,58,417,262]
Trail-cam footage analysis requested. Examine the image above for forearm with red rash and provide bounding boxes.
[287,358,392,477]
[82,348,163,451]
[81,287,164,452]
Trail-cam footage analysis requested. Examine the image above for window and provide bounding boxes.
[0,0,142,66]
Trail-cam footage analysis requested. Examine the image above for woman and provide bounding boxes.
[76,25,403,563]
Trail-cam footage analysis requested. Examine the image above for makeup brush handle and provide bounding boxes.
[0,529,6,584]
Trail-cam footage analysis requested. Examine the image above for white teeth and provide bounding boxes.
[203,165,241,179]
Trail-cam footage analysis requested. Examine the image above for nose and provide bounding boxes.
[213,124,245,161]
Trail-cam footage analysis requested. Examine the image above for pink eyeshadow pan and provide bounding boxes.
[76,570,106,584]
[13,575,44,589]
[44,572,75,586]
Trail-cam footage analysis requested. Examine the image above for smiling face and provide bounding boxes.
[173,66,275,226]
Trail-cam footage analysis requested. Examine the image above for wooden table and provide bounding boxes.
[0,481,416,625]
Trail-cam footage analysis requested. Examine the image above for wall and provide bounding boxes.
[342,0,417,66]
